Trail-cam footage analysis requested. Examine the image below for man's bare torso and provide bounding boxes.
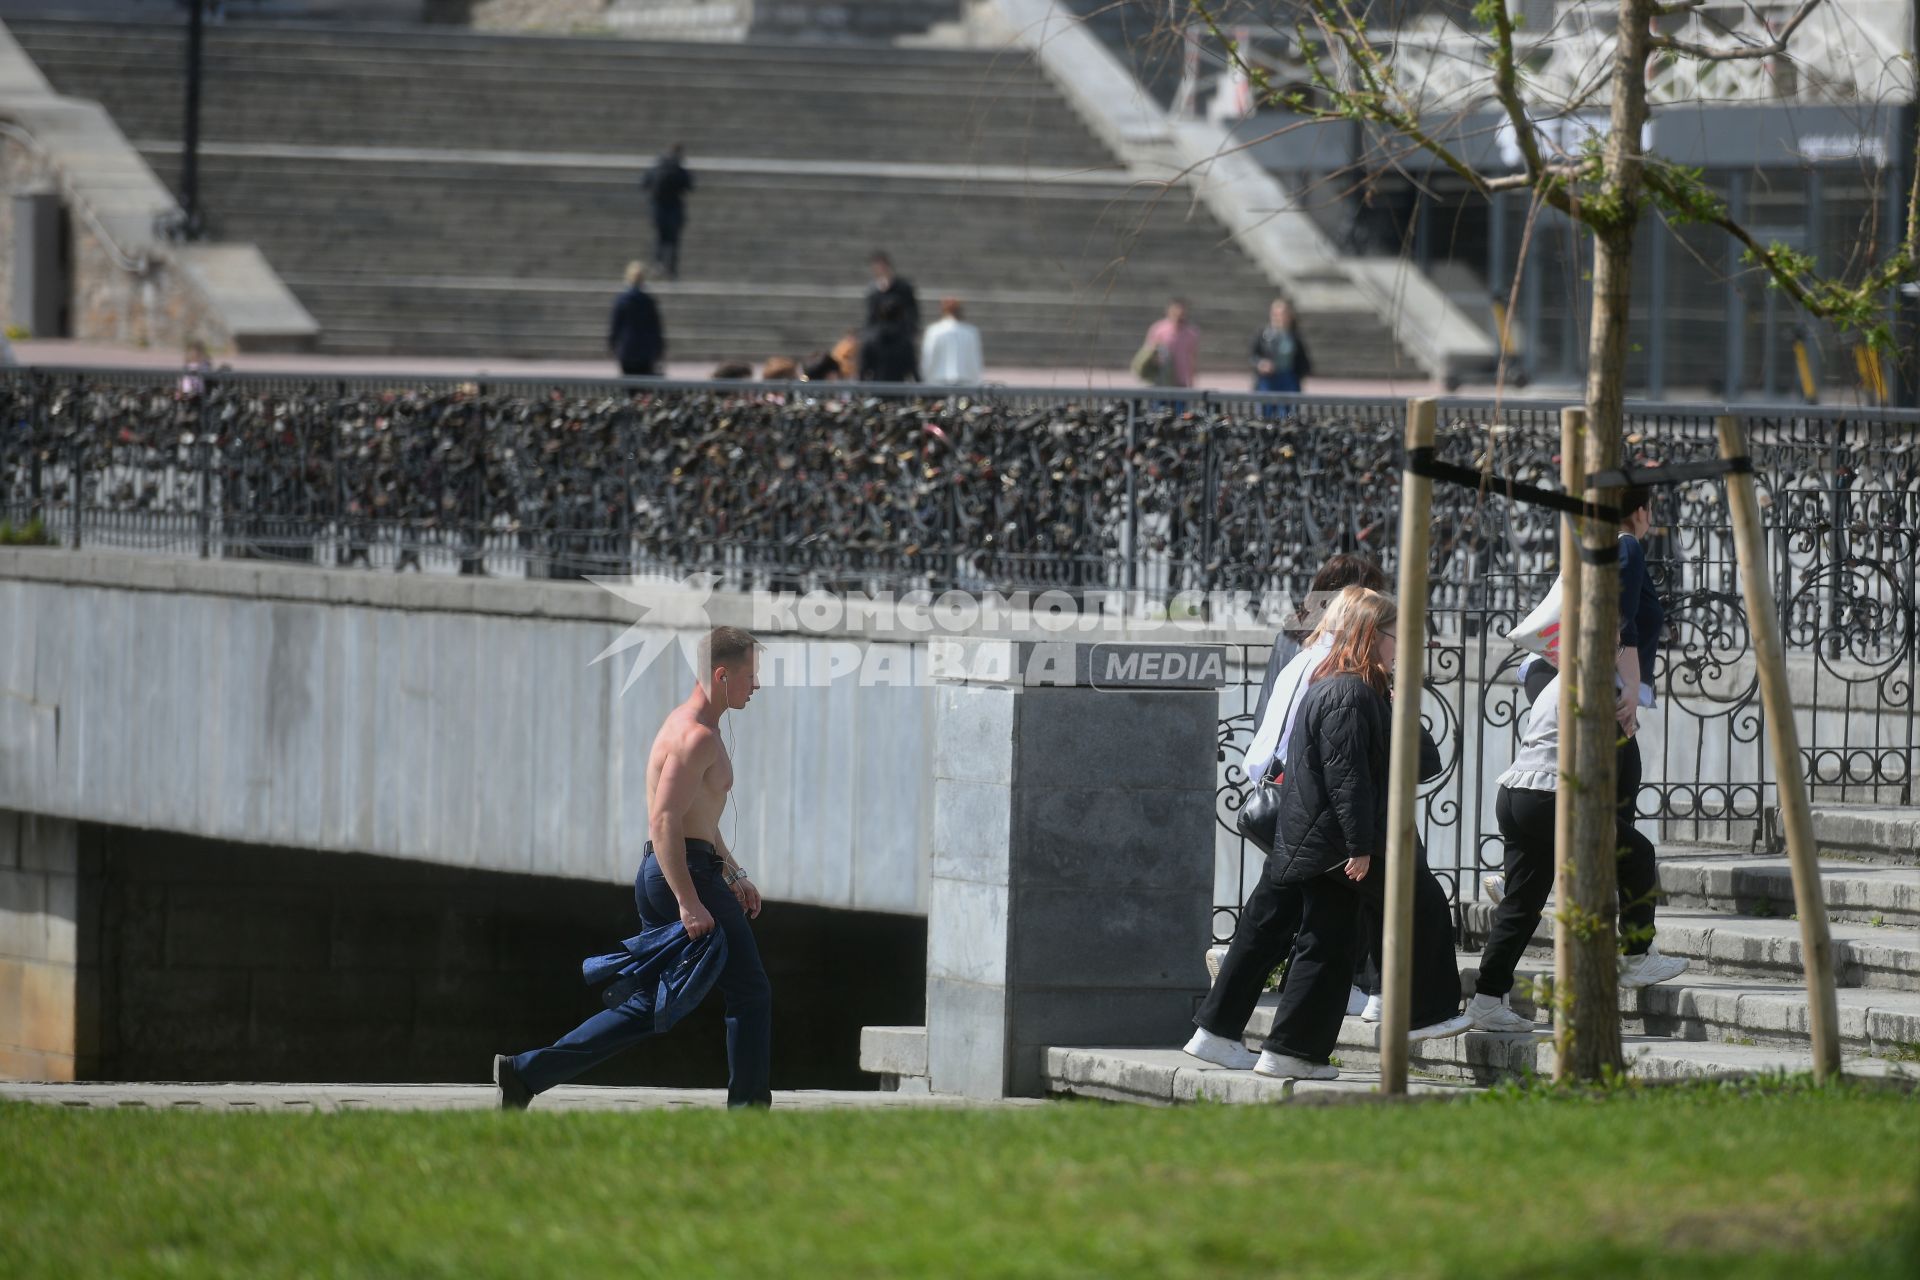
[646,705,733,844]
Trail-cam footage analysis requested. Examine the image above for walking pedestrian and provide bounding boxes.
[1189,588,1468,1079]
[1463,664,1690,1033]
[866,252,919,333]
[1468,486,1687,1029]
[494,627,772,1109]
[1250,298,1312,394]
[858,296,919,382]
[920,297,984,385]
[608,261,666,377]
[1136,299,1200,389]
[642,143,694,279]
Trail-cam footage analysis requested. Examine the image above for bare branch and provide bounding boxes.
[1651,0,1708,14]
[1480,0,1552,184]
[1650,0,1826,62]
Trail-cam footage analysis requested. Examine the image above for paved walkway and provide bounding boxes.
[0,1082,1047,1113]
[8,338,1480,398]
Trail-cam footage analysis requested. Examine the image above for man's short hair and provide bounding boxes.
[940,297,963,320]
[870,251,892,269]
[624,260,647,287]
[1620,486,1653,518]
[701,626,757,678]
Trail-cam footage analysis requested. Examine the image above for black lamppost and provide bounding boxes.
[168,0,208,241]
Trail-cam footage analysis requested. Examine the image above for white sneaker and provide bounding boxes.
[1619,945,1690,990]
[1464,993,1537,1034]
[1254,1050,1338,1081]
[1360,994,1383,1023]
[1408,1013,1473,1043]
[1183,1027,1258,1070]
[1346,985,1368,1017]
[1483,872,1506,905]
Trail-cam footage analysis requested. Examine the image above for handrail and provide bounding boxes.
[0,119,154,277]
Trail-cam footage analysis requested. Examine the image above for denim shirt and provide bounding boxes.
[581,921,729,1030]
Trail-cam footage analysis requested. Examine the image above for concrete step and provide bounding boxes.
[1239,993,1920,1086]
[1227,956,1920,1058]
[1458,901,1920,991]
[1811,805,1920,866]
[858,1024,928,1089]
[1658,851,1920,926]
[1043,1046,1484,1105]
[1042,1038,1915,1103]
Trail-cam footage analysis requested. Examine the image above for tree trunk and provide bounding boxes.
[1555,0,1654,1083]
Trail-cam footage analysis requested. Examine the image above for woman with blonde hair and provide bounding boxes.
[1188,587,1468,1079]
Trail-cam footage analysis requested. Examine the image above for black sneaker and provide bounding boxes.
[493,1054,532,1111]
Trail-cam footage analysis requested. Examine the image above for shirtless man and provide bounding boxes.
[494,626,772,1108]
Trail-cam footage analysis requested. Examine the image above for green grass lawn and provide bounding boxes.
[3,1083,1916,1279]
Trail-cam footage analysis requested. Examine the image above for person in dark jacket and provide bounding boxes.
[866,252,920,333]
[858,295,919,382]
[1188,589,1469,1079]
[609,261,666,377]
[642,143,694,279]
[1251,299,1312,395]
[1251,553,1388,742]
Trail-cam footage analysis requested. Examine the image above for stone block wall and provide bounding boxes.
[0,810,99,1080]
[927,663,1218,1098]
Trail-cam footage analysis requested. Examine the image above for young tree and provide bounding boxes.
[1192,0,1918,1079]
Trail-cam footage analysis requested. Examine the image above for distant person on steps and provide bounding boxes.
[858,296,919,382]
[1139,299,1200,389]
[920,297,984,385]
[642,143,695,279]
[609,261,666,378]
[1251,298,1312,394]
[866,252,920,334]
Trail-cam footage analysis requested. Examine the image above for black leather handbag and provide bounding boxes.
[1236,779,1283,855]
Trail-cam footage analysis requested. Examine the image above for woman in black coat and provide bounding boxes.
[1190,589,1469,1080]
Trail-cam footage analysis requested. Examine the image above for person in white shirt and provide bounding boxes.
[919,297,984,385]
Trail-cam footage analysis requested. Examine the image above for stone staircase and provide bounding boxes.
[8,15,1408,370]
[1036,803,1920,1105]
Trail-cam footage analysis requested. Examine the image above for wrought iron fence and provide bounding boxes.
[2,368,1914,930]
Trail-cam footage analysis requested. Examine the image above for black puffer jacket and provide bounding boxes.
[1270,673,1392,885]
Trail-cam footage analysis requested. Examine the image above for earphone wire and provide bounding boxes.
[720,673,737,858]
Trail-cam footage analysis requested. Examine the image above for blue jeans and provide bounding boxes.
[1254,371,1300,418]
[511,842,773,1107]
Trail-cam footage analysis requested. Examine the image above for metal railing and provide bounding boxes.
[3,368,1914,926]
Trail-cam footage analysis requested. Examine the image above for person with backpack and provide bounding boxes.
[1135,299,1199,389]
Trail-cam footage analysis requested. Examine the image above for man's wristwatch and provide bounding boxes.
[723,867,750,887]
